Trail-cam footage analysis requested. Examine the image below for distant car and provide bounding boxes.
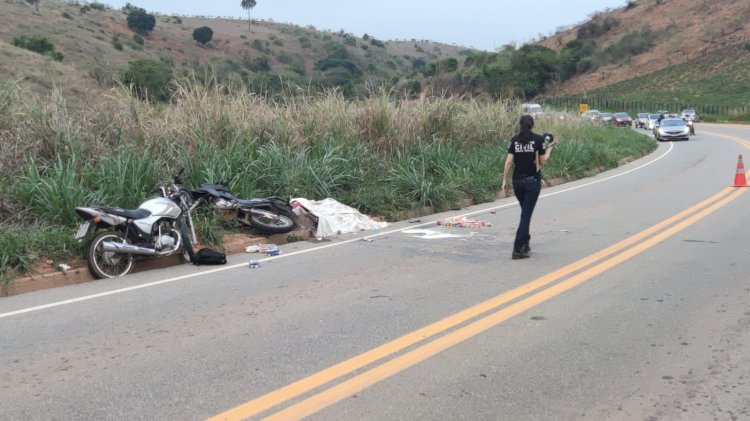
[656,110,669,116]
[581,109,602,121]
[635,112,650,129]
[600,112,613,123]
[521,103,544,117]
[646,114,661,130]
[681,108,699,122]
[611,112,633,127]
[654,118,690,142]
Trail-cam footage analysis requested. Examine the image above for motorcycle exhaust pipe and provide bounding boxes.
[101,241,174,256]
[248,208,281,219]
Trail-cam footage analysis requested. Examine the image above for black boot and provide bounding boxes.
[521,242,531,254]
[512,245,530,260]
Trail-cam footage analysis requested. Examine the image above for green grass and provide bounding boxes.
[0,77,655,285]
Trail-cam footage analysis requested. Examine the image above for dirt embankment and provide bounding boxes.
[540,0,750,95]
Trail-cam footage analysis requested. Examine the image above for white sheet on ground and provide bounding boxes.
[291,197,388,238]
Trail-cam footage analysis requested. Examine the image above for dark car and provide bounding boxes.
[611,112,633,127]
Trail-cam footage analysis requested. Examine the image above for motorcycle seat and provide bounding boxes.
[236,198,270,207]
[100,207,151,220]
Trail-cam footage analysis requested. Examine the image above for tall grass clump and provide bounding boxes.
[14,157,90,225]
[0,73,655,281]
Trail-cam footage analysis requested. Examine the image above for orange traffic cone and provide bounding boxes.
[732,154,749,187]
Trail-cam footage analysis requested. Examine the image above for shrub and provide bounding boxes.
[62,12,73,19]
[596,29,657,65]
[132,33,144,46]
[192,26,213,46]
[343,35,356,47]
[173,16,182,24]
[126,7,156,35]
[119,59,173,101]
[11,35,63,61]
[577,16,619,39]
[243,56,271,72]
[89,2,107,11]
[12,35,55,54]
[80,5,90,13]
[370,38,385,48]
[112,34,124,50]
[625,1,637,10]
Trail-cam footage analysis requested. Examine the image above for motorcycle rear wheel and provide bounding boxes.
[250,213,295,234]
[87,231,134,279]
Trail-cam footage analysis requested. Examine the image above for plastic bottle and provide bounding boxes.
[266,248,280,256]
[248,260,260,269]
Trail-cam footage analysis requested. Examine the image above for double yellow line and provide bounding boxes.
[211,133,750,421]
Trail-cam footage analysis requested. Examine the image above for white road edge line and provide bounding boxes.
[0,142,674,319]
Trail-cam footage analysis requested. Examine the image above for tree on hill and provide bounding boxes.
[192,26,214,46]
[120,59,172,102]
[240,0,257,28]
[126,7,156,35]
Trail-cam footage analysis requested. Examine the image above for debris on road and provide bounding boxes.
[245,244,278,253]
[436,216,493,228]
[403,229,462,239]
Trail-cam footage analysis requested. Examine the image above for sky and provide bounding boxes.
[105,0,628,51]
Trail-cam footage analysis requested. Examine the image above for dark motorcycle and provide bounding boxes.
[192,177,295,234]
[686,119,695,135]
[74,171,197,279]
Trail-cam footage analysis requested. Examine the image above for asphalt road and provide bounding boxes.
[2,124,750,421]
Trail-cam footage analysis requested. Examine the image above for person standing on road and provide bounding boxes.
[501,115,556,260]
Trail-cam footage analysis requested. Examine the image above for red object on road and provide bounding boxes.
[732,154,749,187]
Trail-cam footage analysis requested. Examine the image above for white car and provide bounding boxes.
[522,103,544,117]
[635,112,650,129]
[646,114,661,130]
[581,109,601,121]
[681,108,699,122]
[655,118,690,142]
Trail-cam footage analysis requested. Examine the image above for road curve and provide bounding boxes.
[1,124,750,420]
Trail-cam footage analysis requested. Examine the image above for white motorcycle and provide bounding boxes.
[74,171,198,279]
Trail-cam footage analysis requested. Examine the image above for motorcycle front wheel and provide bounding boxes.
[250,213,295,234]
[87,231,134,279]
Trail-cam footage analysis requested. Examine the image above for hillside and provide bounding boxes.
[0,0,473,98]
[540,0,750,96]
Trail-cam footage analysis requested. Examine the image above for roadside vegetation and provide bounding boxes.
[0,76,655,289]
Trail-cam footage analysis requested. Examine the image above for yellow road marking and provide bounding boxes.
[703,130,750,150]
[209,188,735,421]
[264,187,747,421]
